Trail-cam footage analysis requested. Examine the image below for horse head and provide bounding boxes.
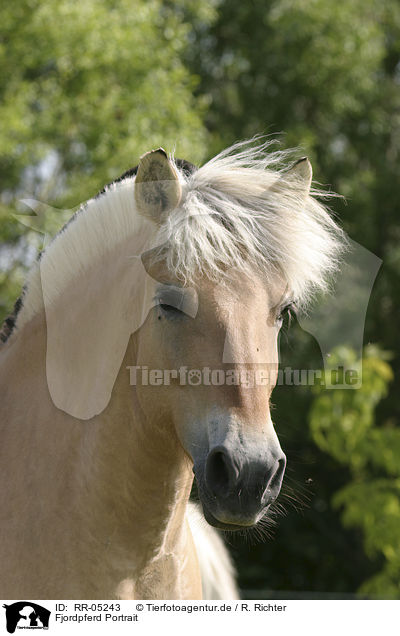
[132,148,314,530]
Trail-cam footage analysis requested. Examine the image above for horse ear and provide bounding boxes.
[287,156,312,190]
[134,148,182,222]
[271,157,312,199]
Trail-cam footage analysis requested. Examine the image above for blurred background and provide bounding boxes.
[1,0,399,599]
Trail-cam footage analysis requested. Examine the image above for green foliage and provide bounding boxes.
[189,0,386,143]
[0,0,212,321]
[310,346,399,598]
[0,0,210,195]
[310,346,393,469]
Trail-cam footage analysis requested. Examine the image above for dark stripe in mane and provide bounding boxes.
[0,158,197,344]
[0,295,24,343]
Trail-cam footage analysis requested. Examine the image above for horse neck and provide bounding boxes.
[85,334,195,566]
[0,311,194,596]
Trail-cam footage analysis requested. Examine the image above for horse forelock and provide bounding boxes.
[157,139,346,304]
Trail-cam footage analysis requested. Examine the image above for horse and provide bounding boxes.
[0,139,344,599]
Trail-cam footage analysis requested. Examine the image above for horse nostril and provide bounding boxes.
[263,456,286,505]
[205,448,238,498]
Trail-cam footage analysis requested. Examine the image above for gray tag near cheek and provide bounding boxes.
[157,284,199,318]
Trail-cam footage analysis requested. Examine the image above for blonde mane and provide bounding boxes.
[11,139,346,337]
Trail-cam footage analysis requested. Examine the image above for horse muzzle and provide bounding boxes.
[194,444,286,530]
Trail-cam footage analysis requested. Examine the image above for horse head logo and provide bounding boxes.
[3,602,50,634]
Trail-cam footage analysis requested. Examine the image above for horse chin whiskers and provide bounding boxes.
[219,480,295,546]
[278,473,313,514]
[221,507,278,546]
